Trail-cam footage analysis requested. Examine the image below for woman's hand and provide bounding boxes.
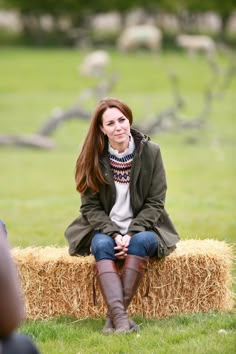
[122,234,131,248]
[114,234,127,260]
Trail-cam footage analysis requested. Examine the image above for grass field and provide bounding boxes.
[0,47,235,353]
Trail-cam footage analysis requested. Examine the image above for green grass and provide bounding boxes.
[0,47,235,353]
[21,313,236,354]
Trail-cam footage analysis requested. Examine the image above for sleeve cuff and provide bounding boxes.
[111,232,120,239]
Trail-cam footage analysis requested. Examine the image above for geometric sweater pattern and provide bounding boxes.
[108,152,135,184]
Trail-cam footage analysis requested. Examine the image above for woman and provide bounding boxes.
[65,97,179,334]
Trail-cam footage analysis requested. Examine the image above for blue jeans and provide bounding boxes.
[0,333,40,354]
[91,231,158,261]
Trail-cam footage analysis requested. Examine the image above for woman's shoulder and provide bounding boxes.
[131,128,161,155]
[143,139,161,155]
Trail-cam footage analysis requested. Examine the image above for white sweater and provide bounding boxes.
[108,136,135,235]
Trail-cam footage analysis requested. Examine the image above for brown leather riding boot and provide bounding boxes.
[121,255,149,310]
[102,314,114,334]
[96,260,130,334]
[103,312,139,334]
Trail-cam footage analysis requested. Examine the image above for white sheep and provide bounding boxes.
[117,25,162,52]
[176,34,216,55]
[79,50,111,77]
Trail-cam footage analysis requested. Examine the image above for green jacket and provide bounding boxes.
[65,129,180,257]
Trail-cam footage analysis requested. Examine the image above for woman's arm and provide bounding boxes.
[128,145,167,234]
[0,226,25,337]
[80,189,120,236]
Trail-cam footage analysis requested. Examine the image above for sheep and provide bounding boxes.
[79,50,111,77]
[117,25,162,52]
[176,34,216,56]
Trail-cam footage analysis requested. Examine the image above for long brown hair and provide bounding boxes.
[75,97,133,194]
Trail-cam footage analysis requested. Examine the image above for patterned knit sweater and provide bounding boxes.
[108,135,135,235]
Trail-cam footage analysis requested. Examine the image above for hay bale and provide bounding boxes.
[11,240,234,320]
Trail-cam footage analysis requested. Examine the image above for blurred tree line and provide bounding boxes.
[1,0,235,18]
[0,0,235,46]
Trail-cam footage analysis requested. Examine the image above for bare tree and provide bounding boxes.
[0,52,235,149]
[134,51,235,135]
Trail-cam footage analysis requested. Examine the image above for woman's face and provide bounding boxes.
[101,107,131,152]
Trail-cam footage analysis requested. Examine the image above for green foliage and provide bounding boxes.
[4,0,236,17]
[183,0,236,17]
[3,0,81,15]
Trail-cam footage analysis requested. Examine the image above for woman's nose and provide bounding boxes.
[115,122,121,130]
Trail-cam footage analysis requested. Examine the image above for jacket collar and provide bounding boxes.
[131,128,150,153]
[100,128,150,164]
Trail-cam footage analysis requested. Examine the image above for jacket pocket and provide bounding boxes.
[152,225,178,258]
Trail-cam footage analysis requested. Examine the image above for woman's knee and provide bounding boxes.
[91,234,113,251]
[128,231,158,257]
[91,233,115,260]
